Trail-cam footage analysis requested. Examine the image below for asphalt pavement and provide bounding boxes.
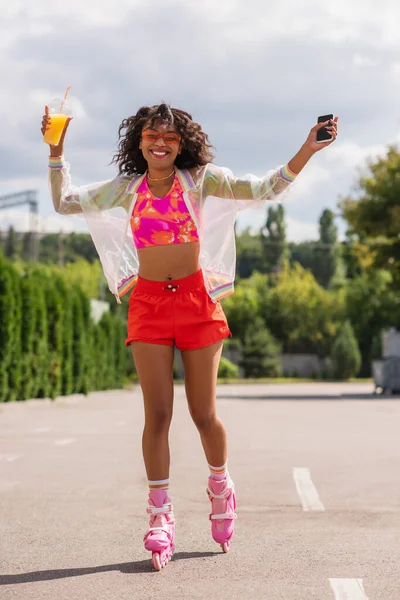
[0,382,399,599]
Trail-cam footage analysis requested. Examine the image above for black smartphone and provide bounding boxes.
[316,114,334,143]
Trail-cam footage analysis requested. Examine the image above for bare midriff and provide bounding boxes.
[137,241,201,281]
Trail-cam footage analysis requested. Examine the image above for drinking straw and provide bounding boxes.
[59,85,71,113]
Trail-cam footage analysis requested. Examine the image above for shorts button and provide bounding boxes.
[172,288,177,292]
[168,284,172,289]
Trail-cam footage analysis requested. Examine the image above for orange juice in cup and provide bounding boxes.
[43,97,73,146]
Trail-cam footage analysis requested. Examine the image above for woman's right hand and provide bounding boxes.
[41,105,73,156]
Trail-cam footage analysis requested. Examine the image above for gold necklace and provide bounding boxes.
[147,169,175,182]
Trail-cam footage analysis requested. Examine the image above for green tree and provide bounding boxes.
[344,269,397,376]
[7,266,22,401]
[55,277,74,396]
[31,278,50,399]
[20,273,38,400]
[341,237,364,280]
[289,241,318,276]
[21,232,36,262]
[260,204,289,273]
[241,316,281,378]
[92,321,108,390]
[38,259,103,300]
[261,262,342,356]
[114,316,127,388]
[235,229,264,279]
[38,233,61,264]
[4,226,18,260]
[340,144,400,309]
[331,321,361,380]
[0,254,14,401]
[222,283,260,342]
[39,232,98,265]
[45,276,64,399]
[71,286,91,394]
[98,312,116,390]
[314,209,340,288]
[67,232,98,263]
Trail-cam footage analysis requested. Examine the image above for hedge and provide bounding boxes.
[0,255,127,402]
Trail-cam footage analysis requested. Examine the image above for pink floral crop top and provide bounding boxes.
[130,175,199,248]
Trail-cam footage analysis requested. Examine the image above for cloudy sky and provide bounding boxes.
[1,0,400,240]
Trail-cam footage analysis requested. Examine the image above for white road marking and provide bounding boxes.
[0,454,21,462]
[293,467,325,511]
[54,438,76,446]
[329,578,369,599]
[34,427,52,433]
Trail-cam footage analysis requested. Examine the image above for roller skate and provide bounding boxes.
[206,475,237,553]
[143,489,175,571]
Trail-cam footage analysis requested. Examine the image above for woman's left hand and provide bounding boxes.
[304,116,339,154]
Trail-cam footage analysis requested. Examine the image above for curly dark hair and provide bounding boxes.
[111,103,215,176]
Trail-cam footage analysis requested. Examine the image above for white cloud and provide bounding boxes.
[353,54,378,67]
[391,63,400,76]
[286,217,319,242]
[235,209,319,242]
[2,0,400,246]
[3,0,400,46]
[326,140,388,171]
[1,0,141,27]
[29,90,88,120]
[0,208,86,235]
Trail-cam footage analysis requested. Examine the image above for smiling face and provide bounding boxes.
[139,121,182,172]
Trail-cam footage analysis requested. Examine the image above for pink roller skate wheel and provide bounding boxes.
[152,553,162,571]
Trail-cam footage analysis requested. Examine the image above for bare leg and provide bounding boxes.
[131,342,175,481]
[181,341,227,467]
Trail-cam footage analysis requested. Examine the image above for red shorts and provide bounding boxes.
[125,270,231,350]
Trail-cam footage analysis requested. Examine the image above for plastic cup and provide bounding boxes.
[43,98,73,146]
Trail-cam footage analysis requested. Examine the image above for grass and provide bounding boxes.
[216,377,372,385]
[125,376,373,387]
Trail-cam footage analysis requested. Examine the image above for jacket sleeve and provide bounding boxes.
[48,156,132,215]
[202,163,298,210]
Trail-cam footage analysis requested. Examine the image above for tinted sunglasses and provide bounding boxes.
[141,130,181,145]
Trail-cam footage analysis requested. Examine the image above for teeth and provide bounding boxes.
[152,151,167,156]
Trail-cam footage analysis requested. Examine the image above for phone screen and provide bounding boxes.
[317,114,334,142]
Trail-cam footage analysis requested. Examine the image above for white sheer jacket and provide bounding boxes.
[48,157,298,303]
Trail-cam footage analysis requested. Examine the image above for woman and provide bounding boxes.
[42,103,338,570]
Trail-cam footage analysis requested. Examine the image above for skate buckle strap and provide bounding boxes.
[209,512,237,521]
[146,503,174,516]
[206,484,235,500]
[207,480,237,521]
[144,526,174,542]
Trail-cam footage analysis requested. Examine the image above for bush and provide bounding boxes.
[20,274,37,400]
[71,286,88,394]
[330,321,361,380]
[218,356,239,379]
[44,275,64,400]
[31,277,50,399]
[0,256,15,401]
[7,264,22,401]
[240,316,282,378]
[57,278,74,396]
